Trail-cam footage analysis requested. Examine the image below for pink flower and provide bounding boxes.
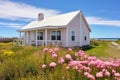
[89,61,98,66]
[68,48,72,52]
[52,53,57,58]
[49,49,54,54]
[96,72,103,78]
[84,67,91,72]
[84,72,89,76]
[65,54,72,60]
[102,69,106,72]
[73,66,78,70]
[58,57,65,64]
[75,50,85,57]
[88,56,96,61]
[43,48,48,53]
[42,64,46,69]
[49,62,57,68]
[87,74,95,80]
[105,71,110,77]
[114,73,120,77]
[54,48,59,52]
[112,69,116,73]
[69,61,80,67]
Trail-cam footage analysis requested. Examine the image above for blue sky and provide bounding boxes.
[0,0,120,38]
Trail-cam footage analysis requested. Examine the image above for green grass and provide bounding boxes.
[85,44,109,57]
[85,40,120,59]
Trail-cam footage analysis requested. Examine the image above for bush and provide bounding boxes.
[90,40,99,46]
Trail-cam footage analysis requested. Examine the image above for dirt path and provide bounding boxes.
[110,42,120,49]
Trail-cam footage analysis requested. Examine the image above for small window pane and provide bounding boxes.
[57,31,61,35]
[40,36,43,40]
[51,31,61,40]
[84,36,87,41]
[51,36,56,40]
[57,36,61,40]
[71,31,75,41]
[52,31,56,35]
[37,32,43,40]
[72,31,75,36]
[72,36,75,41]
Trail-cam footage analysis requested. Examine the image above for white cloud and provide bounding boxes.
[0,0,60,21]
[0,0,120,28]
[86,17,120,27]
[0,22,24,28]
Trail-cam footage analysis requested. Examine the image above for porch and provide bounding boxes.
[14,28,66,47]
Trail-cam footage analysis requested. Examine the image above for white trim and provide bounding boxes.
[24,31,26,45]
[80,13,83,47]
[66,26,68,47]
[26,31,29,45]
[19,26,66,32]
[45,29,47,46]
[35,30,38,47]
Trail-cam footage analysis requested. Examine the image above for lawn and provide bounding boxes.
[85,40,120,59]
[0,40,120,80]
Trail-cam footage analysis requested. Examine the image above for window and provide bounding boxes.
[37,32,43,40]
[71,31,75,41]
[51,31,61,40]
[84,36,87,41]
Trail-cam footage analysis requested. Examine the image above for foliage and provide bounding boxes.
[0,42,120,80]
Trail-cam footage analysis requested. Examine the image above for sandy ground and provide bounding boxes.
[111,42,120,49]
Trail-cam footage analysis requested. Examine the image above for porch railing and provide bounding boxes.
[30,40,61,46]
[38,40,61,46]
[13,39,61,46]
[13,38,24,46]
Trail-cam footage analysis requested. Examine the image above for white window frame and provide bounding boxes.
[50,30,61,41]
[37,31,44,40]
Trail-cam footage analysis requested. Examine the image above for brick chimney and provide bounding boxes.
[38,13,44,21]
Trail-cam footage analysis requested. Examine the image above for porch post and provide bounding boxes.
[45,29,47,46]
[36,30,38,47]
[19,32,21,38]
[24,31,26,45]
[26,31,28,45]
[66,27,68,47]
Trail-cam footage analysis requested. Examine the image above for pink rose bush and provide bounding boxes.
[42,47,120,80]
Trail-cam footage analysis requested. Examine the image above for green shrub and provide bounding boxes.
[90,40,99,46]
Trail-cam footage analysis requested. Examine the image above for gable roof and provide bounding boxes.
[21,10,81,30]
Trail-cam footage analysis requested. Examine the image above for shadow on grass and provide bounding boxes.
[81,45,95,51]
[71,45,95,51]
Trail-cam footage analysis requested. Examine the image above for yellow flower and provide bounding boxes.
[0,50,15,56]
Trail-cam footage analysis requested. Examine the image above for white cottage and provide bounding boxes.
[17,10,91,47]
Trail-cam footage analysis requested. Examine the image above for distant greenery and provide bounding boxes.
[0,41,120,80]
